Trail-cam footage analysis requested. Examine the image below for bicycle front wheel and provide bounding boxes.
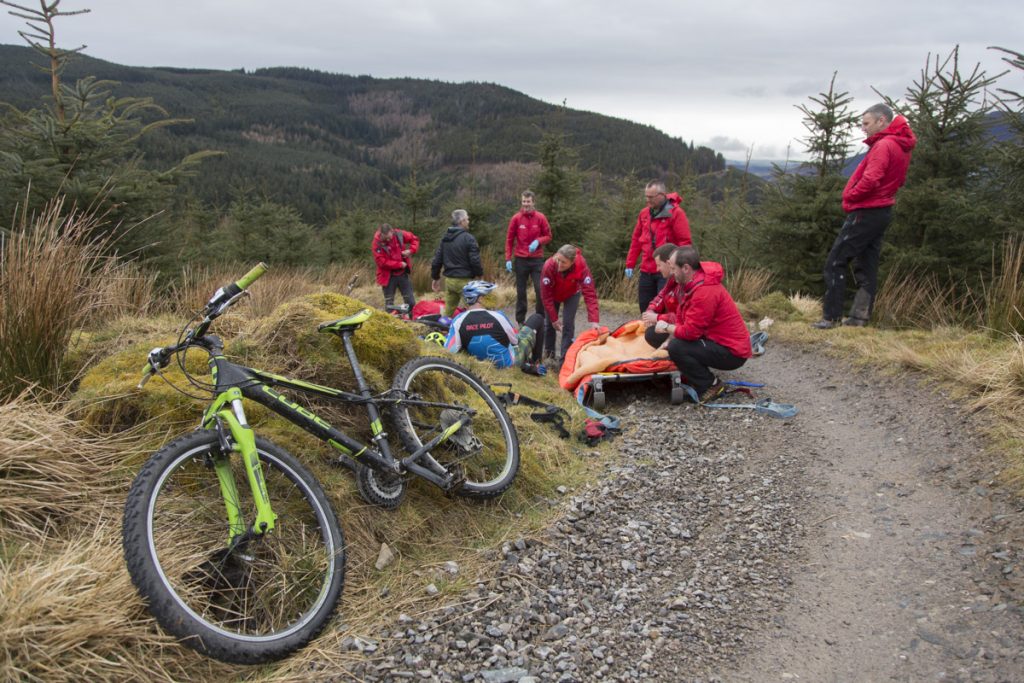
[123,430,345,664]
[391,356,520,499]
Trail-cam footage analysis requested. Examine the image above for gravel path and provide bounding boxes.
[329,334,1024,682]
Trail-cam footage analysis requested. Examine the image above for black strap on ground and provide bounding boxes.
[492,385,571,439]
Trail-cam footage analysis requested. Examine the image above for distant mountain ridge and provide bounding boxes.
[0,44,725,221]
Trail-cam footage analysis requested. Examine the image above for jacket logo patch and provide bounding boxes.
[584,277,592,285]
[542,277,551,285]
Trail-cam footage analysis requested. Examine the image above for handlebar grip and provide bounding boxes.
[235,262,268,291]
[138,364,155,390]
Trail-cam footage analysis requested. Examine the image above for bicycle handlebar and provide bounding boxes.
[138,264,268,389]
[236,262,268,291]
[205,262,269,316]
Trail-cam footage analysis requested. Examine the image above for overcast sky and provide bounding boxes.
[1,0,1021,161]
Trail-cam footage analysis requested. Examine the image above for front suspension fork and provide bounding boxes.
[205,389,277,541]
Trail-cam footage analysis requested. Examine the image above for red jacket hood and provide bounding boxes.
[865,115,917,153]
[685,261,724,290]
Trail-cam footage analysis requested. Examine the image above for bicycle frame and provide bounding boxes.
[197,328,472,538]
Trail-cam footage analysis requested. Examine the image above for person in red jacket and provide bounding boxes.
[625,181,692,312]
[372,223,419,309]
[640,242,681,348]
[540,244,600,360]
[655,246,752,403]
[813,103,916,329]
[505,191,553,325]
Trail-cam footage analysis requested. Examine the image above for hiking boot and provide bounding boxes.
[810,319,841,330]
[520,362,547,377]
[842,316,868,327]
[699,378,725,404]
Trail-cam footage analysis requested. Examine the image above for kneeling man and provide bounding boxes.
[658,247,752,403]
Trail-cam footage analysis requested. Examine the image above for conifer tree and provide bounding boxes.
[757,73,857,293]
[881,46,999,277]
[0,0,217,244]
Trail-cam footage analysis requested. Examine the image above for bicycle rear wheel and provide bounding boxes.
[390,356,519,499]
[122,430,345,664]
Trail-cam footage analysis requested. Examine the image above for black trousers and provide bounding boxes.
[822,207,892,322]
[544,293,580,359]
[383,272,415,308]
[514,257,544,325]
[521,312,546,364]
[667,336,747,395]
[638,271,666,313]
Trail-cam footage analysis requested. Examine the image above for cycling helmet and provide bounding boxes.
[462,280,497,305]
[424,331,446,347]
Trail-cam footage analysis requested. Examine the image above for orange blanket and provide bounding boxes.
[558,320,675,392]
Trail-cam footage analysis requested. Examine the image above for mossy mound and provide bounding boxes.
[73,292,421,439]
[243,291,421,390]
[743,290,801,322]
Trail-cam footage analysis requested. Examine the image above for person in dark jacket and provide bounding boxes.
[372,223,419,309]
[657,246,752,403]
[431,209,484,315]
[813,103,917,329]
[625,181,691,312]
[505,190,553,326]
[540,244,600,360]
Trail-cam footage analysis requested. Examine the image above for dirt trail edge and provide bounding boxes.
[332,340,1024,682]
[726,340,1024,683]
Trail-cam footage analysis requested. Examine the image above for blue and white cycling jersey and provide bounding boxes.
[444,309,519,368]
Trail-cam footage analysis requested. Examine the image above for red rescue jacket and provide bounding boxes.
[541,251,600,323]
[372,229,420,287]
[626,192,692,273]
[647,277,681,323]
[505,210,553,260]
[672,262,752,359]
[842,115,917,212]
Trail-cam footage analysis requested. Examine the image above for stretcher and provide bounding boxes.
[558,320,682,409]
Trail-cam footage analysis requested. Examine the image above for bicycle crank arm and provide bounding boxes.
[399,416,468,470]
[402,459,461,492]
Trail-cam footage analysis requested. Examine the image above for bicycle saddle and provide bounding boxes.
[318,308,373,334]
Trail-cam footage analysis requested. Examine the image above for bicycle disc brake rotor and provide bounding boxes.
[440,408,482,455]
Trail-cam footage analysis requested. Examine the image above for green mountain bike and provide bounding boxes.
[122,264,519,664]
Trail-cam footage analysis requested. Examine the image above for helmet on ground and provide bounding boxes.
[424,331,446,346]
[462,280,497,305]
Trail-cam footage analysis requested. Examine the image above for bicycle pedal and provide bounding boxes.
[443,463,466,497]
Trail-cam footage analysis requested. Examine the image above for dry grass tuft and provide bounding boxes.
[0,393,141,540]
[726,265,775,304]
[598,271,638,304]
[984,235,1024,336]
[788,292,822,320]
[0,523,228,682]
[872,266,978,330]
[0,199,125,398]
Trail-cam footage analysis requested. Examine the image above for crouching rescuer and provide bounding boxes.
[659,246,752,403]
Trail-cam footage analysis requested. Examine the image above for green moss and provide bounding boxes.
[743,291,800,321]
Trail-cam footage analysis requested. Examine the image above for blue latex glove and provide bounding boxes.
[528,239,539,253]
[505,260,513,272]
[624,268,634,279]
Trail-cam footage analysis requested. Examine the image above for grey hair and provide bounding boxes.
[451,209,468,224]
[557,244,578,260]
[645,180,666,194]
[863,103,894,122]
